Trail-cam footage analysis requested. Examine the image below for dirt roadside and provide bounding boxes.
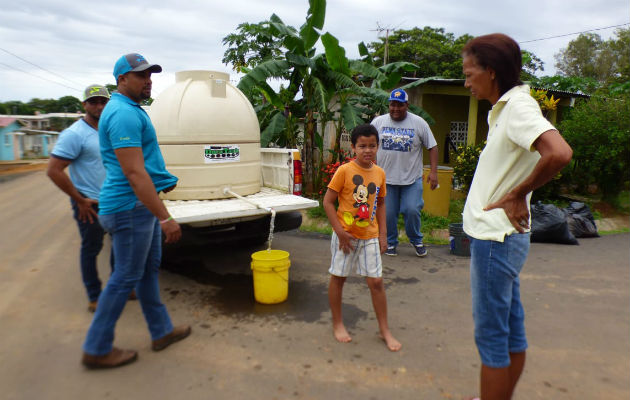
[1,170,628,400]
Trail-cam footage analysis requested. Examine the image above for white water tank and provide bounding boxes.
[150,70,261,200]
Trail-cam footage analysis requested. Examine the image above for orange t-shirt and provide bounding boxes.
[327,161,387,239]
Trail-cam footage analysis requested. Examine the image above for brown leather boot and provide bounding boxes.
[82,347,138,369]
[87,301,97,313]
[152,325,192,351]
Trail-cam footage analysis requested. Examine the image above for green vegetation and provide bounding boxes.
[559,93,629,206]
[0,96,82,115]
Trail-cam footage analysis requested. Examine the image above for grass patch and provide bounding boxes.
[599,227,630,235]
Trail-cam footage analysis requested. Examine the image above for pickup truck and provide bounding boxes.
[163,148,318,246]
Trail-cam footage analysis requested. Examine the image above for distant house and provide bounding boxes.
[0,117,24,161]
[0,112,81,160]
[400,77,589,165]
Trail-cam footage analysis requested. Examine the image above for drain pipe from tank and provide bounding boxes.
[223,187,276,250]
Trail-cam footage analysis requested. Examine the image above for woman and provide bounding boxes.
[461,34,572,400]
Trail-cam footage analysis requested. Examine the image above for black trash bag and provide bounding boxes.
[530,202,578,245]
[565,202,599,238]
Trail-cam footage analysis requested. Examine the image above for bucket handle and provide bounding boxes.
[272,268,289,282]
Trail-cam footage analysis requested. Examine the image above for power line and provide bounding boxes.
[0,46,85,87]
[519,23,630,44]
[0,62,81,92]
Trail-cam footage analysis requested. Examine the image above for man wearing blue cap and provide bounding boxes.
[81,53,190,369]
[371,88,438,257]
[48,85,114,312]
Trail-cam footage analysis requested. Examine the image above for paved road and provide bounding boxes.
[1,170,629,400]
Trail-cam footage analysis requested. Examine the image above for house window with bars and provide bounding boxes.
[449,121,468,149]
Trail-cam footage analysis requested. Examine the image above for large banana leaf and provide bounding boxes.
[237,59,289,93]
[357,42,373,65]
[325,70,357,90]
[260,110,287,147]
[321,32,349,75]
[349,60,386,81]
[340,102,364,132]
[300,0,326,49]
[306,75,328,113]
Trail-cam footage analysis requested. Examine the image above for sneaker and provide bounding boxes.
[414,242,427,257]
[384,246,398,256]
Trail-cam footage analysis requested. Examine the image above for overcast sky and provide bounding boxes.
[1,0,628,103]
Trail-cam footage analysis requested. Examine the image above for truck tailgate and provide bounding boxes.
[164,187,318,226]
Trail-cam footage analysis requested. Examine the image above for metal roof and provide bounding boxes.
[401,77,590,98]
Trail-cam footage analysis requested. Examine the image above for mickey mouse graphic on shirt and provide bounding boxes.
[350,174,376,228]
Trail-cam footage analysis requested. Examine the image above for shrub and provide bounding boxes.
[559,93,630,205]
[453,142,484,193]
[318,149,354,196]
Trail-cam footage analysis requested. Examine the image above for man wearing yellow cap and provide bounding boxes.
[47,85,113,312]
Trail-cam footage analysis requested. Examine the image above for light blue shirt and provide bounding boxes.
[98,92,178,215]
[51,119,105,200]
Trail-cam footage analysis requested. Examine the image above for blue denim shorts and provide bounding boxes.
[470,233,530,368]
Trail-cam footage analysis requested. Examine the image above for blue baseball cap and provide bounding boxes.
[113,53,162,81]
[389,88,408,103]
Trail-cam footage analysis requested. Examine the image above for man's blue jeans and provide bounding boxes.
[71,198,114,302]
[385,178,424,247]
[83,202,173,356]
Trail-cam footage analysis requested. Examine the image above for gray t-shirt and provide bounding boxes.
[372,112,437,185]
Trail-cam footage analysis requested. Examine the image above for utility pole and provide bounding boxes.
[371,23,391,66]
[372,22,401,66]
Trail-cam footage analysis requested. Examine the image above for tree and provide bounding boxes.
[520,50,545,81]
[1,101,33,115]
[27,98,57,114]
[222,22,284,73]
[529,75,599,94]
[225,2,434,194]
[56,96,82,113]
[235,0,350,194]
[554,28,630,85]
[367,27,474,78]
[559,92,630,204]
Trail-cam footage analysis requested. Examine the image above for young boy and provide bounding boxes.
[323,124,402,352]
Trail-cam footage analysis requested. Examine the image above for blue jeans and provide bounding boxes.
[385,178,424,247]
[83,202,173,356]
[71,198,114,302]
[470,233,530,368]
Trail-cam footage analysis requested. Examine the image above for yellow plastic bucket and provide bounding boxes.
[422,165,454,217]
[250,250,291,304]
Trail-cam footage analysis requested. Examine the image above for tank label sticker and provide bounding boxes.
[204,145,240,163]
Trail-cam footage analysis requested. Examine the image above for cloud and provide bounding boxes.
[0,0,628,102]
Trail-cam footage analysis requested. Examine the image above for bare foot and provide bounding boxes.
[332,324,352,343]
[379,332,402,352]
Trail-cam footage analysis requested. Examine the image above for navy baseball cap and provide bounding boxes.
[113,53,162,81]
[389,88,408,103]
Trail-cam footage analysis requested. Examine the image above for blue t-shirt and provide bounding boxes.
[98,92,178,215]
[51,119,105,200]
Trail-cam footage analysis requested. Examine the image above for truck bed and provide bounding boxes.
[164,187,318,227]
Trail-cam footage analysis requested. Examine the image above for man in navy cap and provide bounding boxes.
[81,53,190,369]
[371,88,439,257]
